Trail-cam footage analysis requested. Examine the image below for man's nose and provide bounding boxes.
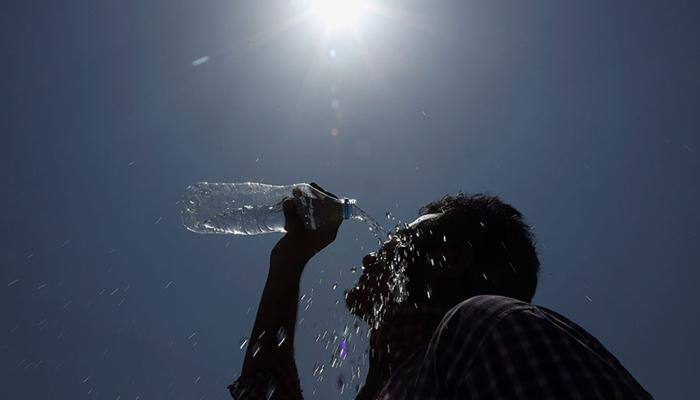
[362,252,377,269]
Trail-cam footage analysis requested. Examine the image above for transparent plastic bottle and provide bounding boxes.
[181,182,383,236]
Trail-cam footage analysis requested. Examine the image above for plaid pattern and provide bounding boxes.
[230,295,652,399]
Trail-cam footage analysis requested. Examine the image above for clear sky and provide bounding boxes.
[2,0,699,398]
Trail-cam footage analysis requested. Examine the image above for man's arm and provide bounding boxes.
[230,184,342,399]
[236,236,312,399]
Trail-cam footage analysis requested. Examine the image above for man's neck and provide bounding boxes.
[356,302,451,400]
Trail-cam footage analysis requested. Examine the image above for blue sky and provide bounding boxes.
[2,0,699,398]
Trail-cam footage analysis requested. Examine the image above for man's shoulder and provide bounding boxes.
[458,294,529,308]
[441,294,535,325]
[429,295,537,355]
[421,296,540,388]
[436,295,577,341]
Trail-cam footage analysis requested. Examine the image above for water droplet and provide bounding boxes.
[331,282,338,290]
[508,261,518,274]
[266,385,276,399]
[276,327,287,347]
[192,56,210,67]
[350,266,357,274]
[251,342,261,357]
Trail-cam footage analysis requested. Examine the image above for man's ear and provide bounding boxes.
[430,245,473,279]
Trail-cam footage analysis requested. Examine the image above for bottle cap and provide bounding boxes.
[342,198,356,220]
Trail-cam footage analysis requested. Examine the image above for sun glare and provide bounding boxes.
[310,0,367,29]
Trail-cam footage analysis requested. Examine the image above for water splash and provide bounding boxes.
[349,204,387,242]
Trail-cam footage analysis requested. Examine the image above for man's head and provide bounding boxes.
[345,193,539,324]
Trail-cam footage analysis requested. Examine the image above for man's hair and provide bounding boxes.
[416,193,539,302]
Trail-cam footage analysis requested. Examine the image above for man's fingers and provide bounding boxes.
[282,198,297,221]
[286,183,344,233]
[282,198,295,215]
[283,198,305,231]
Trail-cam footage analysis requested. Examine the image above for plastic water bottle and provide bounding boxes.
[181,182,384,236]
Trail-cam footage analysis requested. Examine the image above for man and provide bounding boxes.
[229,184,652,399]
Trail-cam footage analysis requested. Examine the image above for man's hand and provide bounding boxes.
[279,182,344,259]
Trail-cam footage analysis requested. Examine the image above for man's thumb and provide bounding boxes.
[283,198,303,231]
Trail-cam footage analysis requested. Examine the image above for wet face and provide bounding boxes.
[345,214,454,324]
[344,239,397,323]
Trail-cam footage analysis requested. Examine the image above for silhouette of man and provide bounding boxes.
[229,183,652,399]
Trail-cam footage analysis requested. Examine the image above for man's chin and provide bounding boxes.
[346,289,400,328]
[344,289,365,317]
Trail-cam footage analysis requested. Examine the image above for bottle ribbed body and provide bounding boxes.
[181,182,307,235]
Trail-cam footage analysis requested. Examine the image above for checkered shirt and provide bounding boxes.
[229,295,653,399]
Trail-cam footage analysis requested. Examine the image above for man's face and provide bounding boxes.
[345,214,443,324]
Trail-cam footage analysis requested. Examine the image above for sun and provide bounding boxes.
[309,0,367,30]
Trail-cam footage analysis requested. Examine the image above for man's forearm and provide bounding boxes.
[241,235,314,378]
